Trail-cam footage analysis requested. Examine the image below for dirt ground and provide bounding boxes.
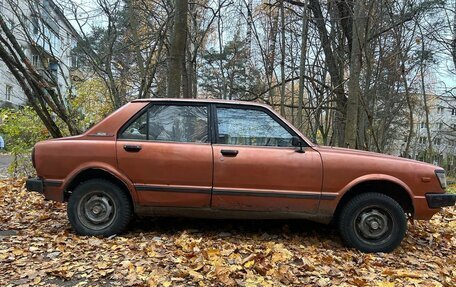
[0,179,455,287]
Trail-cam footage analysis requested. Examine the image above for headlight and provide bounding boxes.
[435,170,447,189]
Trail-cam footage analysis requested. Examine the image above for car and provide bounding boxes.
[26,98,456,252]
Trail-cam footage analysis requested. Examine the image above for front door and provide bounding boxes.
[117,103,213,207]
[211,105,323,213]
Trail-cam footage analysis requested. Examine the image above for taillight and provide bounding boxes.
[31,147,36,168]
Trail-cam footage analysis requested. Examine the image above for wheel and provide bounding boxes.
[338,192,407,253]
[67,179,132,236]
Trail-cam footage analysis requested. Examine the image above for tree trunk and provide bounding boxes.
[266,4,279,103]
[0,14,81,137]
[453,0,456,69]
[308,0,346,147]
[344,0,366,149]
[246,0,253,58]
[419,26,433,161]
[166,0,188,98]
[217,1,228,99]
[297,0,309,130]
[280,0,286,116]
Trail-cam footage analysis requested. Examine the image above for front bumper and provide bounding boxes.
[426,193,456,209]
[26,177,44,193]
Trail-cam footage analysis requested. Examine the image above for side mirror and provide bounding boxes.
[292,136,305,153]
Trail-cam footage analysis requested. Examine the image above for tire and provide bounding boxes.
[338,192,407,253]
[67,179,132,236]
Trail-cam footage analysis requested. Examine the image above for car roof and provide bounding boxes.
[131,98,271,109]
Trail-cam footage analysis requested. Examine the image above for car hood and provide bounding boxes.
[314,145,440,169]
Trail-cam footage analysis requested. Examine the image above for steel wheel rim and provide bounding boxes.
[354,205,394,246]
[77,190,116,231]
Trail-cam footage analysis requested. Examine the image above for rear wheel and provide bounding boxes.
[67,179,132,236]
[338,192,407,253]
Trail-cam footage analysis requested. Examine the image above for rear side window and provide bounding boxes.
[216,107,293,147]
[119,105,209,143]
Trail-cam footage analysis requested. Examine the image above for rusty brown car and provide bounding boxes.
[26,99,456,252]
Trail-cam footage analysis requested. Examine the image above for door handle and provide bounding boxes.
[124,144,142,152]
[221,149,238,156]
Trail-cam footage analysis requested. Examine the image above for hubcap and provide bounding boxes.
[355,208,391,241]
[78,191,116,231]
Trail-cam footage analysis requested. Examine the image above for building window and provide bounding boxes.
[5,85,12,102]
[32,54,39,66]
[437,107,444,114]
[433,138,441,145]
[71,55,78,68]
[419,137,427,144]
[49,62,58,82]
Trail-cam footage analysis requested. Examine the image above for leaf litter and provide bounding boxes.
[0,179,454,286]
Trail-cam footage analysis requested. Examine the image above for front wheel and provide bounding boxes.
[67,179,132,236]
[338,192,407,253]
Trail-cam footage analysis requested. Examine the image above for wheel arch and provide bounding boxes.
[333,175,415,220]
[63,165,137,205]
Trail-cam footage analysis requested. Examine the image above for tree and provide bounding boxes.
[200,38,264,100]
[166,0,188,98]
[0,0,81,137]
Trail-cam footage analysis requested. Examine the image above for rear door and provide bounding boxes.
[211,105,323,213]
[116,103,213,207]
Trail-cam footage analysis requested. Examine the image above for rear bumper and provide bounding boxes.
[26,177,44,193]
[25,178,64,202]
[425,193,456,209]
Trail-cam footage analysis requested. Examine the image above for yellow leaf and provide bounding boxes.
[12,249,24,256]
[136,265,145,275]
[33,276,41,284]
[244,260,255,268]
[188,269,204,280]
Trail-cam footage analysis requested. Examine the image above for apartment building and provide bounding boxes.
[0,0,78,107]
[390,94,456,171]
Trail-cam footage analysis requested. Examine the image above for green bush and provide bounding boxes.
[0,107,52,177]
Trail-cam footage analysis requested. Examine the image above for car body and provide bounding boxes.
[26,99,456,252]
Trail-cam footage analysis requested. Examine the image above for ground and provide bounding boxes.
[0,179,455,287]
[0,154,12,179]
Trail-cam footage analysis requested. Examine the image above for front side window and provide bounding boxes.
[216,107,294,147]
[119,105,208,143]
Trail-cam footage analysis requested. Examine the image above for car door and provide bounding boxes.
[117,103,213,207]
[211,105,323,213]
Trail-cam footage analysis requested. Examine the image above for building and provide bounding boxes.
[390,94,456,173]
[0,0,78,107]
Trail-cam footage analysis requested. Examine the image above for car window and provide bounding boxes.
[119,105,208,143]
[216,107,293,147]
[119,112,148,140]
